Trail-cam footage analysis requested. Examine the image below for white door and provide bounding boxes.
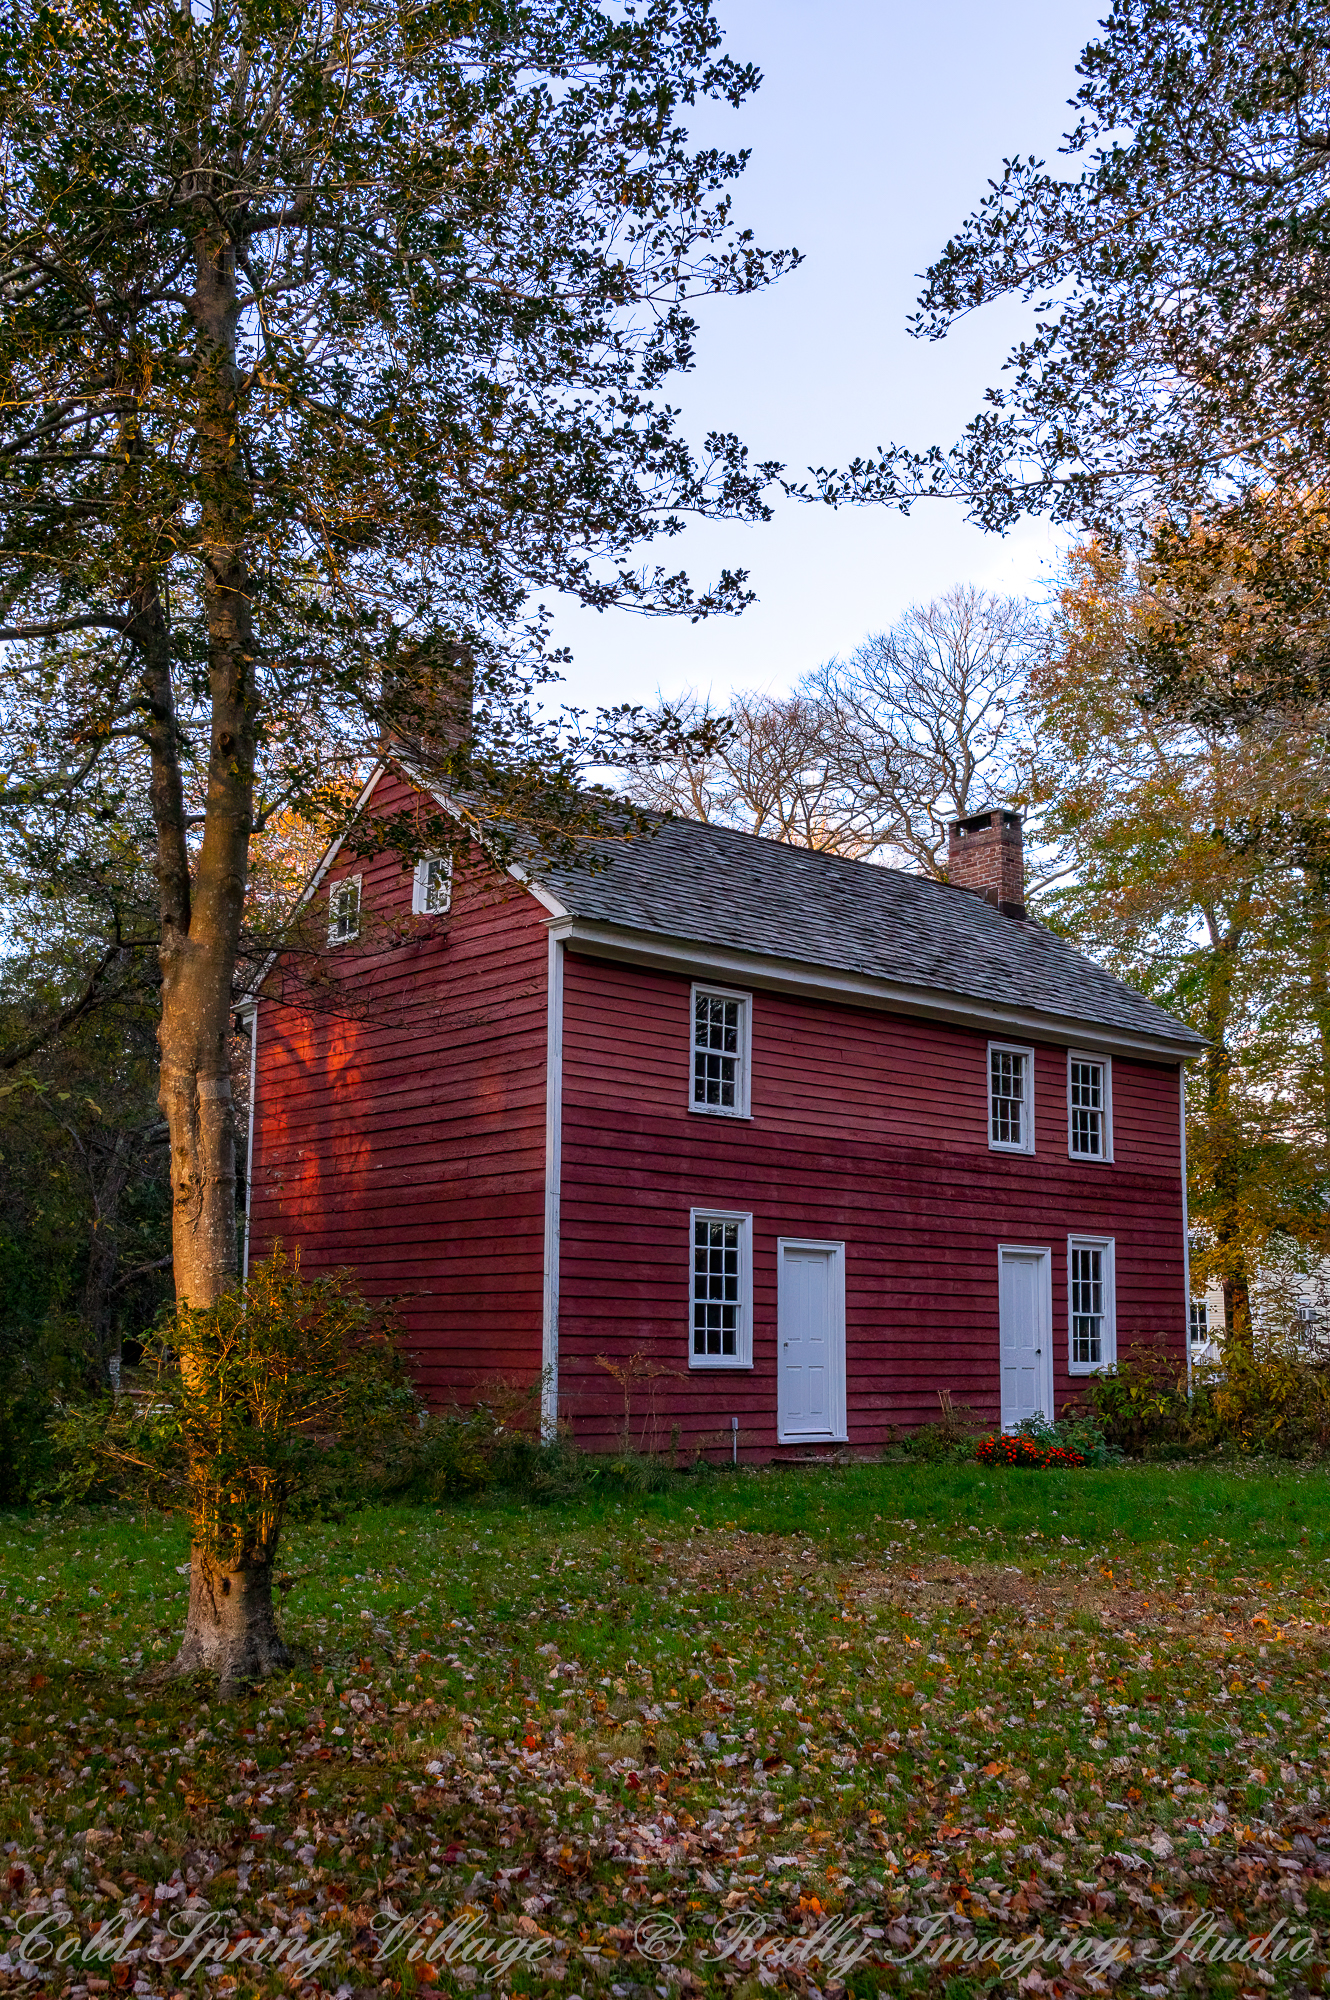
[998,1246,1053,1430]
[777,1239,847,1443]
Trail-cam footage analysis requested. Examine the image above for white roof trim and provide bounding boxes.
[237,756,569,1005]
[240,762,1198,1061]
[238,762,389,1003]
[546,915,1199,1063]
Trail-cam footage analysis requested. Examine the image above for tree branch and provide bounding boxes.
[0,942,124,1070]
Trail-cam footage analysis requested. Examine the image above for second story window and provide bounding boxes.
[1069,1053,1112,1159]
[412,854,453,915]
[988,1041,1034,1153]
[1189,1299,1209,1346]
[691,985,751,1117]
[328,875,362,945]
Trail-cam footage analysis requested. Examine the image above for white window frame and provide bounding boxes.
[688,1207,753,1370]
[689,983,752,1120]
[1067,1234,1117,1374]
[1189,1299,1209,1346]
[412,853,453,916]
[1067,1050,1113,1161]
[328,874,362,945]
[988,1039,1035,1154]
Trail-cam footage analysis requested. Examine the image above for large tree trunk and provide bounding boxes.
[153,201,272,1684]
[175,1547,291,1687]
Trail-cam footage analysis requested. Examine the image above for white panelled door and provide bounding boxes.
[777,1239,847,1444]
[998,1246,1053,1431]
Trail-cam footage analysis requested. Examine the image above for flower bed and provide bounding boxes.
[974,1433,1086,1469]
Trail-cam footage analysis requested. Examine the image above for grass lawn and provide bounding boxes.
[2,1458,1330,1996]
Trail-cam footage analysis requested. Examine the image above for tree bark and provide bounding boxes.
[1305,860,1330,1158]
[155,198,267,1683]
[157,207,256,1320]
[175,1546,292,1687]
[1202,919,1253,1356]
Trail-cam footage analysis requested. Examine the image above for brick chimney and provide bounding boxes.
[947,808,1025,919]
[381,639,474,763]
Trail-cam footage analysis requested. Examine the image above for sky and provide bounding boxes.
[544,0,1107,718]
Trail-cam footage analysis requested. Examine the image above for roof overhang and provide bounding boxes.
[546,914,1204,1064]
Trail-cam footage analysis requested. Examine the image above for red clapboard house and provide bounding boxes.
[240,762,1205,1457]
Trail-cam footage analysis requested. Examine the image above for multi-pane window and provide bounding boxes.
[692,987,749,1116]
[1070,1244,1104,1365]
[690,1211,752,1367]
[989,1044,1032,1151]
[412,854,453,915]
[1069,1236,1115,1371]
[1069,1054,1110,1159]
[1189,1300,1209,1346]
[328,875,361,944]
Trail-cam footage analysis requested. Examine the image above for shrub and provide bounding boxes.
[0,1311,99,1503]
[975,1431,1086,1470]
[1081,1338,1188,1456]
[902,1390,986,1462]
[50,1248,420,1548]
[412,1385,681,1502]
[1083,1334,1330,1460]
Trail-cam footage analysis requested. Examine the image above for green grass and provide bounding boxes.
[2,1459,1329,1997]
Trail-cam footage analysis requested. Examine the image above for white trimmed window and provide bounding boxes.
[1189,1299,1209,1346]
[690,984,751,1118]
[412,854,453,915]
[988,1041,1034,1153]
[1068,1052,1112,1160]
[689,1209,753,1368]
[328,875,362,944]
[1068,1235,1116,1372]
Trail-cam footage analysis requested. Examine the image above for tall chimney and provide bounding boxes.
[947,808,1025,919]
[380,638,474,765]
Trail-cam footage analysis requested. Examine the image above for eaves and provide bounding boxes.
[544,913,1206,1065]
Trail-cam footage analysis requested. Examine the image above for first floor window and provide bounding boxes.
[328,875,362,944]
[989,1042,1034,1151]
[692,986,751,1117]
[1189,1299,1209,1345]
[690,1209,752,1367]
[1069,1053,1111,1159]
[413,854,453,915]
[1068,1236,1115,1371]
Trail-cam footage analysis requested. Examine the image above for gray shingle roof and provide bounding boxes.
[542,816,1204,1054]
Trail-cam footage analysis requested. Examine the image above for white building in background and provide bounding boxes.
[1188,1238,1330,1369]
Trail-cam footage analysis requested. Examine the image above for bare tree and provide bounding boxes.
[624,689,873,854]
[808,585,1042,876]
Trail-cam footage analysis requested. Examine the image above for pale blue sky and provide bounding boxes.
[546,0,1105,715]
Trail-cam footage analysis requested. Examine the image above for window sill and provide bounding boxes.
[1069,1150,1114,1164]
[988,1140,1034,1156]
[688,1102,752,1121]
[1067,1360,1115,1376]
[688,1356,754,1371]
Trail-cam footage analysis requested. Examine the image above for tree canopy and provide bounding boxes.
[0,0,794,1674]
[819,0,1330,540]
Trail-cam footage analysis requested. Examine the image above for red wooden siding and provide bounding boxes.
[246,768,548,1404]
[556,952,1186,1455]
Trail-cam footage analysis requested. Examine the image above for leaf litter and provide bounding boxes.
[2,1496,1330,1996]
